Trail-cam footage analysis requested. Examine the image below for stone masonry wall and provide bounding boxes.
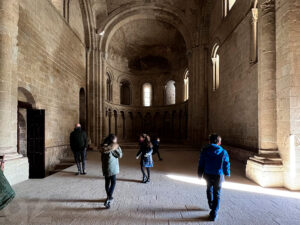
[17,0,86,173]
[208,0,259,150]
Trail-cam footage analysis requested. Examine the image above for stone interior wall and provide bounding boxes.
[17,0,86,174]
[69,0,85,43]
[275,0,300,190]
[208,0,259,151]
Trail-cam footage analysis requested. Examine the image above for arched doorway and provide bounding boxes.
[18,87,45,179]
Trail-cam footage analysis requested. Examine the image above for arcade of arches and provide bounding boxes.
[0,0,300,195]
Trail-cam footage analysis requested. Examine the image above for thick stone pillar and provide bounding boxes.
[275,0,300,190]
[0,0,19,155]
[246,0,284,188]
[0,0,29,185]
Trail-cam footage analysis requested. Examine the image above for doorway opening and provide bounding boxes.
[18,88,45,179]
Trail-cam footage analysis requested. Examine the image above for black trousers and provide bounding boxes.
[73,148,86,172]
[153,147,162,160]
[105,175,116,199]
[141,166,150,179]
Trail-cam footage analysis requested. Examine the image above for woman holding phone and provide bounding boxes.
[0,155,16,210]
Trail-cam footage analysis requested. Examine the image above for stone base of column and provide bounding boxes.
[3,153,29,185]
[246,150,284,187]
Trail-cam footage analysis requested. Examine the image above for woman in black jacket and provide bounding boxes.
[136,134,153,183]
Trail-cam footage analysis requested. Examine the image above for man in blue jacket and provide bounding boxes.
[198,134,230,221]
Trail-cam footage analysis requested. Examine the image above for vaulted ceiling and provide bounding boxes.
[107,19,187,73]
[90,0,206,74]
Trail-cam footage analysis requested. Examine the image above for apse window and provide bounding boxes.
[143,83,152,107]
[184,70,189,101]
[212,44,220,92]
[165,80,176,105]
[120,80,131,105]
[224,0,237,17]
[106,73,112,102]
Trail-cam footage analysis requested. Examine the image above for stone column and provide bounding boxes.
[246,0,284,188]
[0,0,19,155]
[275,0,300,190]
[257,0,277,151]
[0,0,29,185]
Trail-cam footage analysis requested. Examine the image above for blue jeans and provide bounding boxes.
[204,174,224,215]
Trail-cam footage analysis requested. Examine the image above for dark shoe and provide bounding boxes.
[104,198,109,208]
[81,171,87,175]
[105,201,111,209]
[146,178,150,183]
[142,176,147,183]
[209,211,218,221]
[104,197,113,209]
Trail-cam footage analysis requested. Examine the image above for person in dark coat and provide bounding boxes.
[198,134,230,222]
[136,134,153,183]
[101,134,122,209]
[70,124,88,175]
[152,136,162,161]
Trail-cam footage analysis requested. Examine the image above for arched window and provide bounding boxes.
[106,73,112,101]
[224,0,237,17]
[142,83,152,107]
[165,80,176,105]
[120,80,131,105]
[211,44,220,91]
[184,70,189,101]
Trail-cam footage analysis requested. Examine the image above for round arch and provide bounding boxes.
[98,4,194,54]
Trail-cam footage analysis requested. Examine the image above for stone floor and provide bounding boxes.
[1,148,300,225]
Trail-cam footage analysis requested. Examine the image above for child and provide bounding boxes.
[152,136,162,161]
[101,134,123,209]
[136,134,153,183]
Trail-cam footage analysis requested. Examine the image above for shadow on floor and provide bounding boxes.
[21,198,107,203]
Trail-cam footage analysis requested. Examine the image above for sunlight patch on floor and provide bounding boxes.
[166,174,300,199]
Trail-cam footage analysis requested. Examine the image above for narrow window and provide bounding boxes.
[224,0,237,17]
[165,80,176,105]
[212,44,220,91]
[143,83,152,107]
[120,81,131,105]
[184,70,189,101]
[106,74,112,101]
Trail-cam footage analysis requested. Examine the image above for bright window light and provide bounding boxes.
[143,83,152,107]
[228,0,236,11]
[166,174,300,200]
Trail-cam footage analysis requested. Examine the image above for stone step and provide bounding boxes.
[254,153,281,160]
[249,157,283,165]
[259,150,279,154]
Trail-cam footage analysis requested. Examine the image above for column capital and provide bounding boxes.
[251,8,258,23]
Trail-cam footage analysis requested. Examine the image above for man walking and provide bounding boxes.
[70,124,88,175]
[198,134,230,221]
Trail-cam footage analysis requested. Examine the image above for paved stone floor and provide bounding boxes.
[1,148,300,225]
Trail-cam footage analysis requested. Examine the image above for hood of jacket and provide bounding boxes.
[102,143,119,153]
[207,144,224,155]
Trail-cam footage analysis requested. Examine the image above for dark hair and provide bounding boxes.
[140,133,147,139]
[145,135,153,148]
[209,134,221,144]
[102,134,117,146]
